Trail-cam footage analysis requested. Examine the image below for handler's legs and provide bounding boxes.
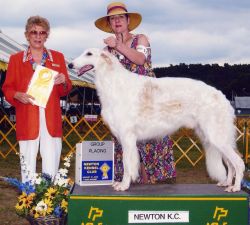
[39,108,62,179]
[19,138,39,182]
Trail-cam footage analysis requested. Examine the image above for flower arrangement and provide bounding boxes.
[2,153,73,220]
[241,179,250,191]
[242,169,250,194]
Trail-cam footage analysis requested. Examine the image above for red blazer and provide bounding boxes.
[2,49,72,140]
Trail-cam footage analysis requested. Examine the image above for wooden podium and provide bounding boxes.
[69,183,249,225]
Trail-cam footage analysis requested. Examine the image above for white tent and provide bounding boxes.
[234,96,250,115]
[235,97,250,109]
[0,30,95,88]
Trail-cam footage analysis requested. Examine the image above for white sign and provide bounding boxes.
[128,211,189,223]
[10,114,16,122]
[70,116,78,124]
[75,141,114,186]
[84,114,98,122]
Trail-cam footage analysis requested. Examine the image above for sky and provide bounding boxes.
[1,0,250,67]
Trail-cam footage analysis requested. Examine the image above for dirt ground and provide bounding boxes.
[0,153,224,225]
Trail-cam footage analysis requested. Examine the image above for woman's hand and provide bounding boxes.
[54,73,66,85]
[104,36,117,48]
[104,34,123,49]
[14,92,34,104]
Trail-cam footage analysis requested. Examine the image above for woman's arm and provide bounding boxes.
[105,34,150,65]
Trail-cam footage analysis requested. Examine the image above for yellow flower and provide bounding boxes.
[17,192,35,209]
[18,192,27,200]
[25,193,36,208]
[61,199,68,213]
[30,208,40,219]
[44,198,53,215]
[45,187,57,199]
[15,199,26,210]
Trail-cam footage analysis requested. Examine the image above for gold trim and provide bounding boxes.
[70,196,247,201]
[71,80,95,89]
[0,61,8,71]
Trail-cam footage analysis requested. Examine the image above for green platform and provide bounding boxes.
[69,183,249,225]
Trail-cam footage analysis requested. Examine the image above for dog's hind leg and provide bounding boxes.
[195,126,228,184]
[112,133,140,191]
[222,149,245,192]
[203,143,227,184]
[200,127,244,192]
[217,157,234,187]
[203,143,234,188]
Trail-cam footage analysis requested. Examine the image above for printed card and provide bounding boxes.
[27,65,58,108]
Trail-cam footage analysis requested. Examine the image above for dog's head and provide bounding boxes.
[68,48,113,77]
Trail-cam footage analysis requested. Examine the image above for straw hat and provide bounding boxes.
[95,2,142,33]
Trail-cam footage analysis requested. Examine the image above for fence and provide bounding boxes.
[0,115,250,166]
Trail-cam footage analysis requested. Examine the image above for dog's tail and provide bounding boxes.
[204,145,227,182]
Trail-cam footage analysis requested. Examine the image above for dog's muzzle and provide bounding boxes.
[68,63,94,76]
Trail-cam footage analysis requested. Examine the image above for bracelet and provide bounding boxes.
[136,45,149,58]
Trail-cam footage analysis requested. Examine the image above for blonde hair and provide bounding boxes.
[25,15,50,35]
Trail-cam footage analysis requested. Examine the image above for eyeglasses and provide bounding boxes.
[29,30,47,37]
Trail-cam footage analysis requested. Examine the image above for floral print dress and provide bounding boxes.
[108,34,176,184]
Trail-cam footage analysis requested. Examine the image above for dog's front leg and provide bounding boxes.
[113,134,140,191]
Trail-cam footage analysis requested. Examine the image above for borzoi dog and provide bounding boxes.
[69,48,245,192]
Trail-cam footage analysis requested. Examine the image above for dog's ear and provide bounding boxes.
[100,51,112,65]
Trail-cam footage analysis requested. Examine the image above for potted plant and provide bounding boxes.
[2,153,73,225]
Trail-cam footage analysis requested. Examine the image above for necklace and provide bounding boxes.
[30,51,48,71]
[117,52,125,61]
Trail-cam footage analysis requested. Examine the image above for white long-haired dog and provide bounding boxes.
[69,48,245,192]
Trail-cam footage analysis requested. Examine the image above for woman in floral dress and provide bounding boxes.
[95,2,176,183]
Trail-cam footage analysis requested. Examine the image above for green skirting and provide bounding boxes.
[69,183,249,225]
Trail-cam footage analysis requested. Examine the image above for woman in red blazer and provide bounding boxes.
[2,16,72,182]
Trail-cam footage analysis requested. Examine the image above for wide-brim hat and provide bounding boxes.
[95,2,142,33]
